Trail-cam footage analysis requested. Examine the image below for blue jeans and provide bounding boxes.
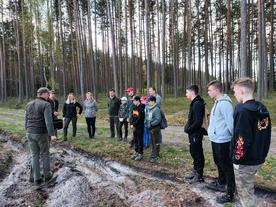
[143,123,150,146]
[27,133,51,181]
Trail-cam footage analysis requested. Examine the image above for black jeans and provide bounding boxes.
[109,116,119,137]
[189,133,205,176]
[63,116,78,138]
[133,127,144,155]
[85,117,96,137]
[211,141,235,195]
[118,120,128,138]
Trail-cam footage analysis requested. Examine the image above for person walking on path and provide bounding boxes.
[146,96,162,162]
[25,87,57,185]
[118,96,129,141]
[108,89,121,139]
[62,93,83,141]
[130,96,145,161]
[83,92,98,139]
[206,80,236,204]
[231,78,271,207]
[184,85,206,184]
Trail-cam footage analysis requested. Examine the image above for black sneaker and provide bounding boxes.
[206,181,226,192]
[188,174,204,184]
[150,156,159,162]
[184,171,196,179]
[216,194,234,204]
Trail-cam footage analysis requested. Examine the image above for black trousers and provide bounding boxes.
[85,117,96,137]
[133,127,144,155]
[211,141,236,195]
[118,120,128,138]
[109,116,119,137]
[189,133,205,176]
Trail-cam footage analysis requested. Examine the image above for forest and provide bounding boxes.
[0,0,275,102]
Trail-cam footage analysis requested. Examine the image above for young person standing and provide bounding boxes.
[231,78,271,207]
[118,96,129,141]
[83,92,98,139]
[207,80,235,204]
[146,96,162,162]
[184,85,206,184]
[130,96,145,161]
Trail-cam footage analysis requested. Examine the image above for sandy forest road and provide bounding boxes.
[0,114,276,206]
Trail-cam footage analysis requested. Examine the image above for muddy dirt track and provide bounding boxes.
[0,129,275,207]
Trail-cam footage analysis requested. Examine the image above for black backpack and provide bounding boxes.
[160,110,168,129]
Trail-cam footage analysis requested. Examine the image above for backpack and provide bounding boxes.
[160,110,168,129]
[201,107,210,135]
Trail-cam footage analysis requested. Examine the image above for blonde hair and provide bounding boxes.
[65,93,76,104]
[86,92,94,100]
[231,77,254,93]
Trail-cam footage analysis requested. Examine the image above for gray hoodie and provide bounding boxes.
[208,94,233,143]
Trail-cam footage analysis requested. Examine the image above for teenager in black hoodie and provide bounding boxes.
[231,78,271,207]
[130,96,145,161]
[184,85,206,184]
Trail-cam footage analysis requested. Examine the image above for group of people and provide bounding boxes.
[184,78,271,206]
[25,77,271,206]
[108,87,163,162]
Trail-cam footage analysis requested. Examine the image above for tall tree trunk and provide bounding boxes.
[15,2,23,103]
[1,0,6,101]
[87,0,96,97]
[161,0,166,98]
[240,0,247,77]
[128,0,135,88]
[106,0,118,93]
[145,0,151,89]
[268,0,274,92]
[257,0,267,100]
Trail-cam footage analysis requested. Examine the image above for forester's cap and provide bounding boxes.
[37,87,50,94]
[141,96,148,101]
[50,90,56,94]
[121,96,127,101]
[125,87,134,92]
[148,96,156,102]
[133,96,141,101]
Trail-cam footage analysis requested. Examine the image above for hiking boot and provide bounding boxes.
[131,152,139,159]
[35,178,43,186]
[184,170,196,180]
[134,153,143,161]
[188,174,204,184]
[123,137,127,142]
[117,137,122,141]
[216,194,234,204]
[45,173,53,182]
[207,181,226,192]
[150,156,159,162]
